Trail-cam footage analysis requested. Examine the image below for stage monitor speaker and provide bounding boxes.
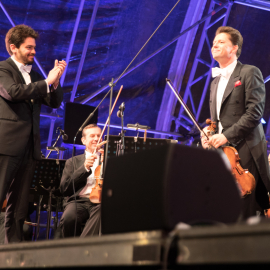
[64,102,98,145]
[101,144,241,234]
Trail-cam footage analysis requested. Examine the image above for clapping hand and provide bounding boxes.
[47,60,67,86]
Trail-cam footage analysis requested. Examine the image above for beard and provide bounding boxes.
[18,50,35,65]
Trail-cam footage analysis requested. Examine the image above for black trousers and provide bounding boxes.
[236,140,269,219]
[0,140,36,243]
[60,198,101,238]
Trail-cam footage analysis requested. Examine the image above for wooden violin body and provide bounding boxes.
[89,165,103,204]
[206,119,255,197]
[222,146,255,197]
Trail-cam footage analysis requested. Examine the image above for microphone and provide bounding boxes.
[117,102,125,118]
[57,127,68,141]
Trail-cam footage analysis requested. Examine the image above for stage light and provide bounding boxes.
[261,118,266,124]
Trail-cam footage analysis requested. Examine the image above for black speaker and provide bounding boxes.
[64,102,98,145]
[101,144,241,234]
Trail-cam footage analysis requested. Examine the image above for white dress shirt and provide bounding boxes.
[79,151,100,198]
[11,55,50,93]
[215,60,237,134]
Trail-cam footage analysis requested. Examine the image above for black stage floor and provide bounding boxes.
[1,218,270,269]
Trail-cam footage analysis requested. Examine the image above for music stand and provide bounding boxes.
[105,135,177,159]
[30,158,66,240]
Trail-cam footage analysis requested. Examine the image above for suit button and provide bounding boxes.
[233,112,236,116]
[236,100,239,104]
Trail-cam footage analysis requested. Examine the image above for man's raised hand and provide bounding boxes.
[47,60,67,86]
[84,154,97,171]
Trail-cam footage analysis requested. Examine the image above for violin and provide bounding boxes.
[89,163,103,204]
[89,141,106,204]
[206,119,255,197]
[165,80,255,197]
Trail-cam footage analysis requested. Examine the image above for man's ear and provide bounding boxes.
[81,136,86,145]
[232,45,238,56]
[10,44,17,54]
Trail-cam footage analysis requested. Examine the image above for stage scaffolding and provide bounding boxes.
[0,0,270,151]
[156,0,270,142]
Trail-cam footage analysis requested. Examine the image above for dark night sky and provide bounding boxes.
[0,0,269,158]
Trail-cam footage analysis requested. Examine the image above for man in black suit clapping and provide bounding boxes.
[0,25,66,243]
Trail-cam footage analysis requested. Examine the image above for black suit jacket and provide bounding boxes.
[209,61,270,191]
[60,154,93,203]
[0,57,63,159]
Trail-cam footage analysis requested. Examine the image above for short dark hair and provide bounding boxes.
[82,124,101,137]
[215,26,243,58]
[5,25,39,56]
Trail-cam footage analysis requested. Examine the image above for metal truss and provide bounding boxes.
[70,0,100,102]
[80,0,230,104]
[176,0,233,137]
[155,0,207,135]
[1,0,270,154]
[235,0,270,11]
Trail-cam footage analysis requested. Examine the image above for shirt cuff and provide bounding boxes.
[45,80,50,93]
[85,166,90,172]
[53,82,59,90]
[45,80,59,93]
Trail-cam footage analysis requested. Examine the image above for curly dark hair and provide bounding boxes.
[215,26,243,58]
[5,25,39,56]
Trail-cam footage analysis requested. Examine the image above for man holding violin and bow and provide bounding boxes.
[60,124,103,237]
[209,26,270,219]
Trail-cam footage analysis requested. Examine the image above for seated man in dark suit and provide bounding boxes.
[60,124,103,237]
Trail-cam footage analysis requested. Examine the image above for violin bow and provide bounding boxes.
[94,85,124,154]
[166,78,209,139]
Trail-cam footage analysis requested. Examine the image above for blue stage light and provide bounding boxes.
[261,118,267,124]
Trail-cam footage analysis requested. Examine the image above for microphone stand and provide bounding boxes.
[104,78,114,168]
[117,102,125,156]
[46,129,67,159]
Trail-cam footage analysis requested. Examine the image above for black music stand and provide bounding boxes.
[30,158,66,240]
[105,135,178,158]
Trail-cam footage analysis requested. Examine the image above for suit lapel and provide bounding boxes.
[210,76,220,121]
[221,61,242,105]
[6,58,26,84]
[29,70,37,83]
[6,58,34,108]
[76,154,86,169]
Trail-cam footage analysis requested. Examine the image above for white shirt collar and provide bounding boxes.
[220,60,237,79]
[85,149,93,159]
[11,55,26,70]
